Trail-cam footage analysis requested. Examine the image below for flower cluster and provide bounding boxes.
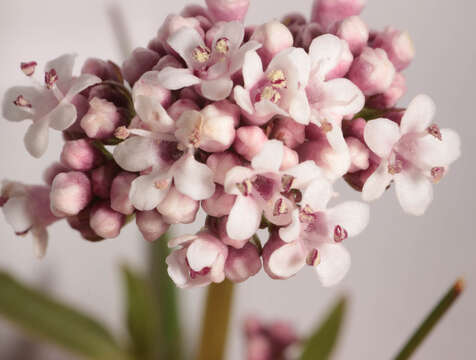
[1,0,460,288]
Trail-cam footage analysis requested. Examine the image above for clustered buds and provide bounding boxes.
[1,0,461,288]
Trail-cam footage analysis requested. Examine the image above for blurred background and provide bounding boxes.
[0,0,475,358]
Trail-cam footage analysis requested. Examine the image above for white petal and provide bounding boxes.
[113,137,160,172]
[45,54,76,89]
[187,239,219,271]
[327,202,370,237]
[362,161,393,202]
[315,243,351,287]
[252,140,284,172]
[31,226,48,259]
[2,86,44,122]
[364,118,401,158]
[254,99,288,118]
[24,119,50,158]
[226,196,261,241]
[309,34,343,78]
[173,153,215,200]
[47,102,77,131]
[325,125,351,179]
[268,241,306,278]
[242,51,263,89]
[412,129,461,168]
[167,27,205,68]
[394,169,433,216]
[156,67,201,90]
[233,86,254,114]
[229,40,262,75]
[135,95,174,133]
[279,209,301,243]
[224,166,255,195]
[212,21,244,54]
[289,89,311,125]
[284,161,324,189]
[129,172,171,211]
[166,248,189,287]
[65,74,101,101]
[2,197,33,233]
[288,48,311,87]
[400,94,436,135]
[302,178,334,211]
[320,78,365,116]
[200,78,234,101]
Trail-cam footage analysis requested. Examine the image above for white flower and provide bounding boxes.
[234,47,311,125]
[2,55,101,157]
[362,94,461,215]
[157,21,260,101]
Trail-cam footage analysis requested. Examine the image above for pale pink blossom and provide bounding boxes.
[362,95,461,215]
[367,72,406,110]
[166,231,228,288]
[2,54,101,157]
[370,27,415,71]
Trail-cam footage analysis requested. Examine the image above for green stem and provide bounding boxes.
[196,280,235,360]
[149,235,182,360]
[393,278,465,360]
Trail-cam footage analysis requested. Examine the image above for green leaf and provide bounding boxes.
[300,296,348,360]
[121,265,160,360]
[393,278,465,360]
[0,271,129,360]
[148,234,182,360]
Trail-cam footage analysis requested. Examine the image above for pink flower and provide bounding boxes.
[2,54,101,157]
[362,95,461,215]
[1,181,59,258]
[157,21,260,101]
[234,47,311,125]
[264,177,369,286]
[166,232,228,288]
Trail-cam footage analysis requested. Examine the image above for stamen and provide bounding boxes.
[431,167,445,183]
[273,198,288,216]
[281,174,295,193]
[258,86,281,104]
[192,45,211,63]
[189,118,203,147]
[114,126,130,140]
[268,70,287,89]
[13,95,32,108]
[334,225,348,243]
[45,69,58,89]
[155,179,169,190]
[388,160,403,175]
[299,205,317,224]
[306,249,320,266]
[20,61,37,76]
[215,37,230,54]
[236,179,253,196]
[427,124,442,141]
[320,120,333,133]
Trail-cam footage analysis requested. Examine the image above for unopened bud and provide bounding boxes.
[50,172,92,217]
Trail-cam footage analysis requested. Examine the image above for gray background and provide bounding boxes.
[0,0,474,358]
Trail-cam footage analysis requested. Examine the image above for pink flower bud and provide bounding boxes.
[181,5,213,32]
[370,27,415,71]
[332,16,368,55]
[366,72,406,109]
[202,185,236,217]
[89,201,125,239]
[311,0,367,29]
[251,21,294,66]
[167,99,199,122]
[91,162,119,199]
[294,23,324,51]
[80,97,124,140]
[342,117,366,142]
[60,139,103,171]
[67,206,102,242]
[280,146,299,171]
[205,0,250,22]
[233,126,267,161]
[136,210,170,242]
[81,58,123,82]
[122,47,160,86]
[43,162,68,186]
[267,117,306,149]
[157,187,199,224]
[326,40,353,80]
[348,47,396,96]
[157,15,204,51]
[346,137,370,173]
[217,216,250,249]
[206,152,243,185]
[110,172,137,215]
[50,172,92,217]
[225,243,262,283]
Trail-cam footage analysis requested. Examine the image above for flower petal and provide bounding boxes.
[254,99,288,118]
[284,161,324,189]
[129,172,172,211]
[47,102,77,131]
[400,94,436,135]
[212,21,244,54]
[233,86,254,114]
[31,226,48,259]
[226,195,261,241]
[364,118,401,158]
[279,209,301,243]
[229,40,262,75]
[113,136,160,172]
[315,243,351,287]
[187,239,219,271]
[302,178,334,211]
[289,89,311,125]
[135,95,175,133]
[242,51,263,89]
[309,34,343,79]
[320,78,365,116]
[156,67,201,90]
[362,161,393,202]
[327,201,370,237]
[200,78,234,101]
[65,74,101,101]
[24,119,50,158]
[166,248,190,287]
[394,168,433,216]
[224,166,256,195]
[167,27,205,68]
[2,197,33,233]
[45,54,76,90]
[411,129,461,168]
[268,241,306,278]
[251,140,284,172]
[173,153,215,200]
[2,86,45,122]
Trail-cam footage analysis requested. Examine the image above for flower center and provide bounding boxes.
[299,205,318,224]
[114,126,130,140]
[268,70,287,88]
[254,69,287,104]
[273,198,289,216]
[281,174,295,193]
[427,124,442,141]
[154,179,169,190]
[320,120,333,133]
[236,179,253,196]
[215,37,230,55]
[334,225,348,243]
[431,167,445,183]
[388,159,403,175]
[45,69,58,89]
[13,95,32,108]
[192,45,211,64]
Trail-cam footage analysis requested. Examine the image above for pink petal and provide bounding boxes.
[157,67,201,90]
[315,243,351,287]
[31,226,48,259]
[326,201,370,237]
[400,94,436,135]
[268,241,306,278]
[201,78,234,101]
[2,197,33,233]
[226,195,261,241]
[320,78,365,116]
[2,86,46,122]
[167,27,205,68]
[224,166,255,195]
[364,118,401,158]
[251,140,284,172]
[302,178,334,211]
[212,21,244,54]
[284,161,324,189]
[187,239,220,271]
[279,209,301,243]
[65,74,101,101]
[362,161,393,202]
[173,153,215,200]
[129,172,171,211]
[45,54,76,90]
[411,129,461,168]
[113,137,160,172]
[135,95,175,133]
[233,86,254,114]
[166,248,190,287]
[394,169,433,216]
[229,40,262,75]
[242,51,263,88]
[309,34,343,79]
[289,89,311,125]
